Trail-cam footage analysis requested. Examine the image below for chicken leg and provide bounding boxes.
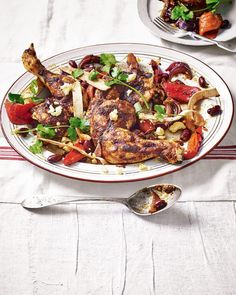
[100,127,183,164]
[22,44,75,98]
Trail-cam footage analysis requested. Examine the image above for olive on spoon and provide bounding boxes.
[21,184,182,216]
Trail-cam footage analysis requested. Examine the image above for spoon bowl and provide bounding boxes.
[127,184,182,216]
[21,183,182,216]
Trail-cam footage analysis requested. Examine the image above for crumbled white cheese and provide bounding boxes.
[62,137,71,143]
[127,73,137,82]
[61,82,74,96]
[138,113,155,120]
[109,109,118,121]
[48,105,62,117]
[126,89,132,96]
[155,127,165,136]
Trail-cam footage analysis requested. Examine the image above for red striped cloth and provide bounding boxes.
[0,145,235,161]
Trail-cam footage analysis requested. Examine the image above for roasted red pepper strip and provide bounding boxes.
[162,82,200,103]
[184,127,203,160]
[139,120,156,134]
[199,12,222,38]
[63,142,86,166]
[5,100,35,125]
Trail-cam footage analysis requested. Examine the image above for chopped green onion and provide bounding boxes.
[134,102,143,113]
[154,104,166,121]
[88,70,99,81]
[72,68,84,79]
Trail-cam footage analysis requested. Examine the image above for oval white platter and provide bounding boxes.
[0,43,234,182]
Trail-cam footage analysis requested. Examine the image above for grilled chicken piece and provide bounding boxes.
[101,127,183,164]
[100,53,154,105]
[32,97,73,137]
[127,53,140,72]
[90,99,136,145]
[101,85,126,101]
[22,44,75,98]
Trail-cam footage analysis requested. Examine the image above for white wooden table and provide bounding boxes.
[0,1,236,294]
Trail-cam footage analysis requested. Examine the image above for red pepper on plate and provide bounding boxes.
[63,142,86,166]
[162,82,200,103]
[5,100,35,125]
[139,120,156,134]
[184,127,203,160]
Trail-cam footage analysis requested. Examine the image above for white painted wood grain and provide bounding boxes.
[0,202,236,294]
[0,152,236,203]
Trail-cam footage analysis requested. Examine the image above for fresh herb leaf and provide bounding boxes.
[72,68,84,79]
[105,80,117,87]
[88,70,99,81]
[100,53,117,67]
[206,0,231,11]
[111,66,121,78]
[118,72,128,82]
[206,0,218,4]
[8,93,24,104]
[31,97,45,103]
[36,124,56,139]
[154,104,166,114]
[29,140,43,154]
[68,117,90,140]
[154,104,166,121]
[110,67,128,82]
[69,117,81,128]
[67,126,77,141]
[78,118,90,133]
[29,80,39,95]
[102,65,111,73]
[171,4,194,21]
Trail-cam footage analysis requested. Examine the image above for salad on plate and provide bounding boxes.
[160,0,231,38]
[4,44,222,168]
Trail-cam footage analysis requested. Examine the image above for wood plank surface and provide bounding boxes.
[0,202,236,294]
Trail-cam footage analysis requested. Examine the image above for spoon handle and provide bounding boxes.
[21,194,127,209]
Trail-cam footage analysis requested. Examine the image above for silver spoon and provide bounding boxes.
[21,184,182,216]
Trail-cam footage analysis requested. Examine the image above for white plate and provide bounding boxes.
[0,43,234,182]
[138,0,236,46]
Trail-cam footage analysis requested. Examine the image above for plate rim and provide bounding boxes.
[0,42,234,183]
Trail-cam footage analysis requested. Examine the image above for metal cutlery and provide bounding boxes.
[21,184,182,215]
[153,17,236,53]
